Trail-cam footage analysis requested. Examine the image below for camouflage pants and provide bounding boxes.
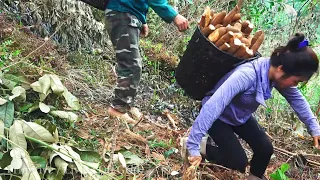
[105,9,142,110]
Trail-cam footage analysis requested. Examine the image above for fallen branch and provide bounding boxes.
[203,167,220,179]
[163,110,178,129]
[200,162,231,171]
[274,146,320,167]
[124,129,148,144]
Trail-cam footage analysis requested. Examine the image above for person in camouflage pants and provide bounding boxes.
[105,0,189,116]
[105,10,143,113]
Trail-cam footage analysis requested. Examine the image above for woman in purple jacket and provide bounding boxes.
[186,33,320,180]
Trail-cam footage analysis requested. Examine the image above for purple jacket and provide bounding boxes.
[187,57,320,156]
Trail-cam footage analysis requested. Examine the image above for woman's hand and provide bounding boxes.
[313,136,320,149]
[188,156,202,167]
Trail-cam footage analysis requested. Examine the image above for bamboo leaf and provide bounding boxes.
[39,102,50,113]
[0,101,14,128]
[21,120,55,143]
[9,120,27,150]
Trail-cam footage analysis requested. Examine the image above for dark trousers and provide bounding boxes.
[105,10,142,108]
[206,116,273,178]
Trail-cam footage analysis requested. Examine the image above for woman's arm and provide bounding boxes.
[277,86,320,136]
[187,68,255,156]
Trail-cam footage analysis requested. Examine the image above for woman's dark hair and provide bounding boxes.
[270,33,319,80]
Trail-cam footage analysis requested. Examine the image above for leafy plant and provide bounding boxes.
[270,163,291,180]
[0,73,114,179]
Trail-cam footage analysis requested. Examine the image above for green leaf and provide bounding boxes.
[280,163,290,173]
[122,151,144,166]
[75,149,102,163]
[0,151,12,168]
[20,150,41,179]
[0,101,14,128]
[164,148,177,158]
[0,98,7,105]
[50,144,73,163]
[50,75,65,95]
[9,86,26,102]
[3,73,31,90]
[21,120,55,143]
[9,120,27,150]
[19,103,33,113]
[28,102,39,113]
[49,111,79,122]
[39,102,50,113]
[38,75,51,96]
[35,119,59,142]
[64,145,96,176]
[30,81,42,93]
[0,120,3,142]
[1,76,17,90]
[53,157,68,178]
[30,156,47,169]
[21,172,41,180]
[62,88,81,110]
[30,75,52,101]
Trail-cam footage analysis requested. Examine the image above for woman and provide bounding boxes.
[186,33,320,180]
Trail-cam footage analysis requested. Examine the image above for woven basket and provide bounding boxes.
[175,26,261,100]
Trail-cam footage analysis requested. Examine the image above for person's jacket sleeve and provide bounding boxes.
[147,0,178,23]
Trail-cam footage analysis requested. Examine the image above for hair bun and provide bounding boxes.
[286,33,305,51]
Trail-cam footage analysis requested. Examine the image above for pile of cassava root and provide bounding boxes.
[199,2,264,59]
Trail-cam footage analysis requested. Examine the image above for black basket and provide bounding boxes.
[175,26,261,100]
[79,0,109,11]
